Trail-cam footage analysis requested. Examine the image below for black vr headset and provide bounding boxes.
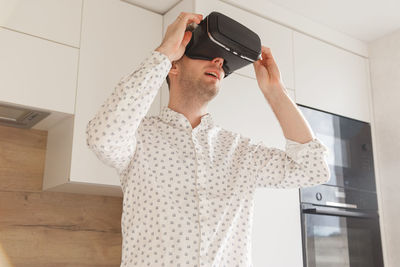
[184,11,262,78]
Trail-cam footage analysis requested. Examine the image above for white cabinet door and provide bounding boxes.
[293,32,370,122]
[71,0,163,186]
[195,0,295,90]
[0,0,82,47]
[43,0,163,195]
[252,187,303,267]
[0,27,78,114]
[208,73,303,267]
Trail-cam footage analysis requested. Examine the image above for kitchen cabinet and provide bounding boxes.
[42,0,163,196]
[0,27,78,114]
[293,32,371,122]
[0,0,82,47]
[222,0,368,57]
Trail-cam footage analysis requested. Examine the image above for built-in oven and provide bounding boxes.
[297,105,384,267]
[297,104,376,192]
[300,185,384,267]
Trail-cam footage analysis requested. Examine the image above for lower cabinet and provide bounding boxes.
[42,0,163,197]
[252,188,303,267]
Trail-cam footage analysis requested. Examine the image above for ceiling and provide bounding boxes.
[256,0,400,43]
[123,0,400,43]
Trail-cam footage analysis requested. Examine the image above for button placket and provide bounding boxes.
[199,208,208,260]
[191,132,205,267]
[192,134,206,192]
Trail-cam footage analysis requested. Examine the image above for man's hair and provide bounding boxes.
[166,75,170,91]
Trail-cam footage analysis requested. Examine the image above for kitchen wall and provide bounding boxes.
[368,29,400,267]
[0,125,122,266]
[0,1,395,266]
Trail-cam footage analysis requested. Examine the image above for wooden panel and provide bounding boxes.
[0,124,123,266]
[0,125,46,192]
[0,190,122,231]
[0,226,121,267]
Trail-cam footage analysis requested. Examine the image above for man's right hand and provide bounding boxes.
[155,12,203,62]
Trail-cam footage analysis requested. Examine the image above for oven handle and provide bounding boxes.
[301,204,378,218]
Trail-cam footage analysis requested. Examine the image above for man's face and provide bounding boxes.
[175,55,225,101]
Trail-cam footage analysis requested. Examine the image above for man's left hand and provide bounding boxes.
[253,45,286,95]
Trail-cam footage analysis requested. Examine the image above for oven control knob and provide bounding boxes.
[316,192,322,201]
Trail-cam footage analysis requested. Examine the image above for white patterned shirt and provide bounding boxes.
[86,50,330,267]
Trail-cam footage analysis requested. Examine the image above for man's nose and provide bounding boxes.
[212,57,224,68]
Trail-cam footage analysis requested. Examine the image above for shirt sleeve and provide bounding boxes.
[250,137,331,189]
[85,50,171,180]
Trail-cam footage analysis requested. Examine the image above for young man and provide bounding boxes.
[86,12,330,267]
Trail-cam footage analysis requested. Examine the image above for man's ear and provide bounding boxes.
[168,60,179,77]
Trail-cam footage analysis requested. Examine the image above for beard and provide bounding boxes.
[178,72,220,103]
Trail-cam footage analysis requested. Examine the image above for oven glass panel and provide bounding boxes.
[298,105,376,192]
[303,213,384,267]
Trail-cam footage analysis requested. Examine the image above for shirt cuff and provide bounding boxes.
[152,50,172,68]
[285,137,329,162]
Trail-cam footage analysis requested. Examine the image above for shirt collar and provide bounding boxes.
[159,105,214,131]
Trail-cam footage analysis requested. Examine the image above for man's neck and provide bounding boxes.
[167,102,209,129]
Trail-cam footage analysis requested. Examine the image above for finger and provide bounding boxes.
[261,45,271,54]
[176,13,203,30]
[181,31,192,47]
[253,60,268,74]
[176,12,203,25]
[260,46,279,69]
[260,46,273,62]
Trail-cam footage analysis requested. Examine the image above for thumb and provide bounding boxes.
[181,31,192,48]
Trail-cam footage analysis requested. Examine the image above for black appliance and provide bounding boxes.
[297,104,376,192]
[297,104,384,267]
[300,185,384,267]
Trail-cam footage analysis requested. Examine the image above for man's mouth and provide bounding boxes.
[204,71,220,80]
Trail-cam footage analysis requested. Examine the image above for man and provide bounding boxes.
[86,12,330,267]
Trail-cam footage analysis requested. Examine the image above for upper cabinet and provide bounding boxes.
[209,73,295,148]
[0,0,82,47]
[42,0,163,196]
[293,32,371,122]
[195,0,294,90]
[0,0,81,116]
[0,28,78,114]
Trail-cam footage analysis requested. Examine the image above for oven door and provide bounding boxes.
[298,104,376,192]
[301,204,384,267]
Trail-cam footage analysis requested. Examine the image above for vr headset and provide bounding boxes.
[184,11,262,78]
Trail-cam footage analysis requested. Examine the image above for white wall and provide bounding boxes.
[368,28,400,267]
